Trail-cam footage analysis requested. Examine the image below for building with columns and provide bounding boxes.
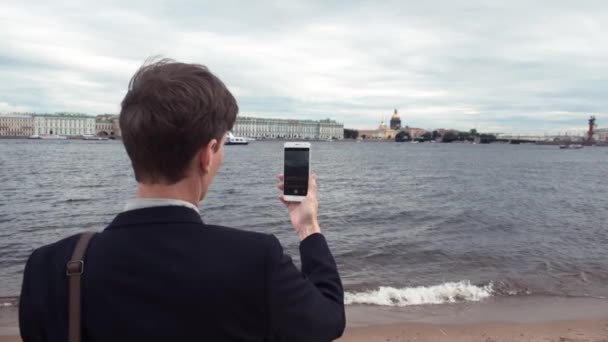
[33,113,95,136]
[232,116,344,140]
[95,114,121,138]
[596,128,608,142]
[358,110,427,140]
[358,118,397,139]
[0,115,34,137]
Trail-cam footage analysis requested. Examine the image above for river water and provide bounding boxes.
[1,139,607,306]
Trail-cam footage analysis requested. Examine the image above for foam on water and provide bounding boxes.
[345,280,493,306]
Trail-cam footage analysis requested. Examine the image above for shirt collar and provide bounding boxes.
[124,198,200,214]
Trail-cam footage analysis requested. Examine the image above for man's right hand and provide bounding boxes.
[277,174,321,241]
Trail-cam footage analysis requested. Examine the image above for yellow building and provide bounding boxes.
[358,110,427,140]
[358,117,397,139]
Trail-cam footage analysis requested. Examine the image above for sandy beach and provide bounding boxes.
[2,320,607,342]
[340,319,608,342]
[339,296,608,342]
[2,296,607,341]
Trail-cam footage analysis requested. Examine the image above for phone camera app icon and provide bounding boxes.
[294,189,298,194]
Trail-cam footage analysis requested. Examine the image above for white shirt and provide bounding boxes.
[123,198,200,214]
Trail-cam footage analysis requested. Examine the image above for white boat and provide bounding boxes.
[225,132,249,145]
[83,135,108,141]
[39,134,67,140]
[559,144,583,149]
[28,134,40,139]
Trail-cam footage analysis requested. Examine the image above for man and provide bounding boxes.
[19,59,345,341]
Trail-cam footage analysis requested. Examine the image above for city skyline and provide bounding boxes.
[0,111,597,137]
[1,1,607,135]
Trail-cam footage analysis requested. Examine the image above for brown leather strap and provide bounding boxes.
[67,232,95,342]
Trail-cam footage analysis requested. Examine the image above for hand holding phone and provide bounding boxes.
[278,173,321,241]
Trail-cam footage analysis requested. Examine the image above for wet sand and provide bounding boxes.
[340,319,608,342]
[2,296,608,341]
[3,320,607,342]
[340,296,608,341]
[0,337,18,342]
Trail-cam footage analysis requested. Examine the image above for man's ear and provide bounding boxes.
[198,139,218,174]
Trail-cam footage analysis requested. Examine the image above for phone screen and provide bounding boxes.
[284,147,309,197]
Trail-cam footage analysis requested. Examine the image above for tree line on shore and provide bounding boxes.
[343,128,498,143]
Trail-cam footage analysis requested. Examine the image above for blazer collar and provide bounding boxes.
[105,206,204,230]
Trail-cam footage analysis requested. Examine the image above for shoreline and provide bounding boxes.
[346,296,608,326]
[339,319,608,342]
[341,296,608,341]
[2,296,608,341]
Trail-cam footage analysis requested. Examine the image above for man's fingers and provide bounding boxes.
[278,195,288,207]
[277,183,284,190]
[277,174,284,181]
[308,173,317,194]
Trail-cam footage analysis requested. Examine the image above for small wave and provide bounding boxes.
[63,198,93,203]
[0,297,18,307]
[344,280,493,306]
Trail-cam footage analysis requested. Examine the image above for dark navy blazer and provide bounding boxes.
[19,206,345,341]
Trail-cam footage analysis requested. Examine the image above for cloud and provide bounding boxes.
[0,101,28,113]
[0,0,607,134]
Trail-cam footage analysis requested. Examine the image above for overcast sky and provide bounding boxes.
[1,0,607,134]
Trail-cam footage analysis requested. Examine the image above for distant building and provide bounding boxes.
[358,110,426,140]
[596,128,608,142]
[0,115,34,137]
[95,114,121,138]
[358,118,396,139]
[232,116,344,140]
[33,113,95,136]
[404,127,427,139]
[436,129,458,136]
[389,109,401,130]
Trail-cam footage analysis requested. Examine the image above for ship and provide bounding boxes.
[225,132,249,145]
[82,134,108,141]
[29,134,67,140]
[559,144,583,150]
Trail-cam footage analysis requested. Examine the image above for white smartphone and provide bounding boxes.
[283,142,311,202]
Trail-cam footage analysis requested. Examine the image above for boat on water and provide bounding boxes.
[559,144,583,149]
[82,134,108,141]
[225,132,249,145]
[29,134,67,140]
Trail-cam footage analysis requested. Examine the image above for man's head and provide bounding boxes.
[119,58,238,199]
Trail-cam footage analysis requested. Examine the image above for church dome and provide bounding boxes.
[390,109,402,130]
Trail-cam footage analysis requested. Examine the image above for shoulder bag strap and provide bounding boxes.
[66,232,96,342]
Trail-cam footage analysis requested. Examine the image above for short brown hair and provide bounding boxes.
[119,58,238,184]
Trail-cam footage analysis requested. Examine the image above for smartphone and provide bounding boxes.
[283,142,311,202]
